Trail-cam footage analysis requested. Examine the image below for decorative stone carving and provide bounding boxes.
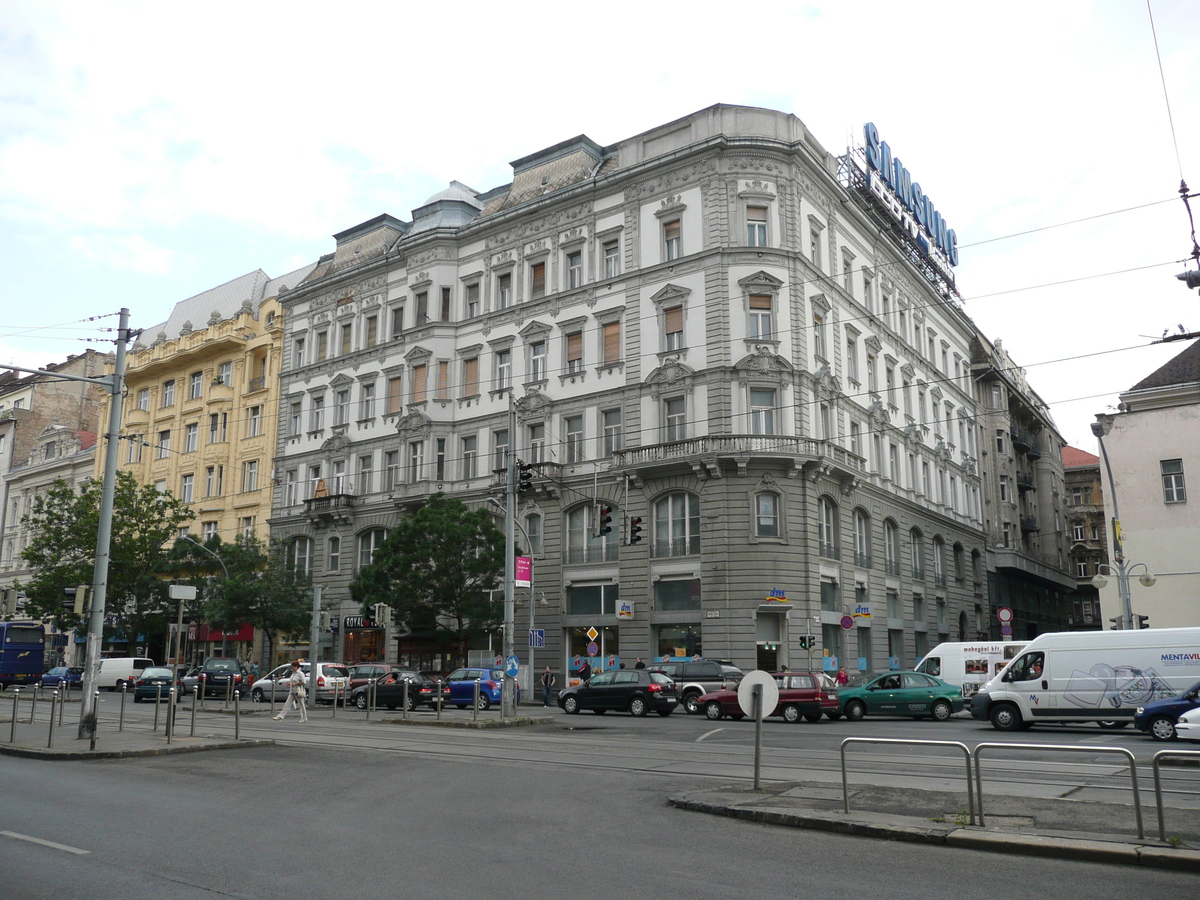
[515,387,552,423]
[395,409,433,439]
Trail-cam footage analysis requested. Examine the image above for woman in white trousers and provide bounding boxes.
[274,659,308,722]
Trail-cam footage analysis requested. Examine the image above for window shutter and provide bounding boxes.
[749,294,772,309]
[411,365,427,403]
[464,358,479,395]
[664,306,683,333]
[567,332,583,361]
[603,322,621,363]
[387,377,403,414]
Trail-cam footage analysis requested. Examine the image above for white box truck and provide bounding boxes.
[970,627,1200,731]
[915,641,1028,697]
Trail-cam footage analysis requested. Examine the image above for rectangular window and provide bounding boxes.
[316,331,328,361]
[184,423,198,452]
[391,306,405,339]
[241,516,255,540]
[431,361,447,400]
[819,403,832,440]
[747,205,767,246]
[330,459,346,494]
[850,421,862,457]
[655,579,700,612]
[748,295,772,339]
[566,332,583,374]
[529,341,546,381]
[136,388,150,410]
[528,423,545,464]
[127,434,142,463]
[663,220,681,261]
[310,395,325,431]
[602,321,621,365]
[207,466,219,498]
[180,474,194,503]
[203,522,218,541]
[846,337,859,382]
[188,371,203,400]
[843,255,853,293]
[565,415,584,464]
[495,349,512,390]
[356,455,373,494]
[360,382,376,419]
[1162,459,1187,503]
[530,262,546,299]
[889,443,900,483]
[999,475,1010,502]
[756,493,779,537]
[387,377,403,415]
[340,323,352,355]
[863,271,874,312]
[567,251,582,289]
[289,401,302,436]
[411,364,427,404]
[161,380,175,407]
[886,365,896,407]
[157,429,171,459]
[415,292,428,326]
[750,388,775,435]
[294,338,306,368]
[665,305,684,350]
[463,357,479,396]
[365,315,378,348]
[810,227,822,269]
[867,354,878,393]
[242,460,258,492]
[996,430,1005,454]
[665,397,686,442]
[1072,522,1085,541]
[440,287,452,322]
[813,313,827,359]
[462,436,477,480]
[497,273,511,310]
[493,429,509,473]
[334,389,350,426]
[602,409,622,456]
[247,406,261,438]
[603,240,620,278]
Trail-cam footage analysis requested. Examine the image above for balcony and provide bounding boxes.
[1025,445,1042,461]
[1011,432,1032,453]
[818,542,840,560]
[246,375,266,394]
[1017,476,1036,493]
[651,535,701,558]
[934,573,947,587]
[304,493,355,525]
[564,544,620,565]
[911,567,925,581]
[611,434,865,481]
[1020,516,1040,533]
[854,552,873,569]
[885,560,901,576]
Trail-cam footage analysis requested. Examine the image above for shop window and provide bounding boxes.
[655,578,700,611]
[656,624,701,661]
[567,583,619,616]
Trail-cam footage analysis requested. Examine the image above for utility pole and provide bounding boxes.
[502,395,517,717]
[308,583,323,700]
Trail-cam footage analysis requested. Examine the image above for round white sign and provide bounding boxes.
[737,670,780,719]
[997,607,1014,624]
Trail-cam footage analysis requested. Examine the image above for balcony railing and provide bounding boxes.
[934,574,947,587]
[304,494,355,515]
[247,375,266,393]
[854,552,872,569]
[1011,432,1032,452]
[563,544,620,565]
[885,560,901,576]
[819,543,840,560]
[651,535,701,558]
[911,567,925,581]
[611,434,865,474]
[1020,516,1040,533]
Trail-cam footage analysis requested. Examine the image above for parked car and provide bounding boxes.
[39,666,83,689]
[249,662,349,705]
[195,658,248,698]
[346,663,410,692]
[839,671,966,721]
[558,670,678,717]
[697,672,836,723]
[1134,679,1200,741]
[646,659,743,714]
[348,670,449,710]
[178,666,201,695]
[96,657,155,691]
[133,667,182,702]
[817,672,843,720]
[1175,708,1200,742]
[445,667,520,710]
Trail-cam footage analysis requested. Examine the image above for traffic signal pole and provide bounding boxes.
[502,396,517,717]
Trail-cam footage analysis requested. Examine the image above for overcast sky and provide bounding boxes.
[2,1,1197,453]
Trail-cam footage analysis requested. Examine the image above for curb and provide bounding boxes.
[0,739,274,761]
[667,794,1200,872]
[378,715,554,729]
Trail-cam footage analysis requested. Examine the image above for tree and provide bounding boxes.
[350,493,505,664]
[20,472,192,657]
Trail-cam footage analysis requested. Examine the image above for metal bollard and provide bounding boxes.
[153,684,162,731]
[332,681,338,719]
[225,677,231,709]
[199,676,205,707]
[473,679,480,723]
[364,681,371,722]
[47,690,58,749]
[436,679,443,720]
[30,684,38,724]
[59,684,66,725]
[190,687,198,737]
[234,690,240,741]
[402,680,409,720]
[371,680,377,714]
[269,680,275,717]
[90,690,99,751]
[10,688,20,741]
[166,687,175,744]
[119,682,128,732]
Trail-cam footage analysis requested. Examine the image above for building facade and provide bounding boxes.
[970,336,1074,640]
[1061,445,1106,631]
[270,105,992,678]
[1094,339,1200,628]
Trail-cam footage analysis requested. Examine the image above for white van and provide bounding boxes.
[970,628,1200,731]
[916,641,1028,698]
[96,657,154,691]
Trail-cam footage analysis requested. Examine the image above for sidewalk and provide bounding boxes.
[669,780,1200,872]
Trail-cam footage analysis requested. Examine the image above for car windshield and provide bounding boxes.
[847,673,880,688]
[325,666,349,677]
[649,673,673,686]
[142,668,173,678]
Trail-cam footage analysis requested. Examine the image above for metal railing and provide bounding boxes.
[611,434,866,474]
[651,535,701,558]
[564,544,620,565]
[840,738,975,825]
[819,543,840,560]
[854,552,872,569]
[1151,749,1200,842]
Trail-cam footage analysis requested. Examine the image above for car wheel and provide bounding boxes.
[1098,721,1129,729]
[989,702,1022,731]
[629,697,648,717]
[354,693,368,710]
[407,696,419,711]
[704,701,724,721]
[683,692,701,715]
[781,704,800,724]
[251,689,264,703]
[1149,715,1177,741]
[845,700,866,722]
[563,696,580,714]
[931,700,953,722]
[476,694,491,711]
[804,713,822,723]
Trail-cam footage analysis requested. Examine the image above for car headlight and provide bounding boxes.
[1136,707,1144,715]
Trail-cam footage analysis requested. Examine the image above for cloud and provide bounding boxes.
[67,232,176,275]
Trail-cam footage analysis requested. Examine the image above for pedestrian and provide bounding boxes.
[273,660,308,722]
[634,657,645,669]
[578,660,591,681]
[540,666,556,707]
[836,666,849,686]
[780,665,789,672]
[250,661,260,685]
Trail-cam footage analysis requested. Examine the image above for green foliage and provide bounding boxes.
[19,472,192,646]
[350,493,505,661]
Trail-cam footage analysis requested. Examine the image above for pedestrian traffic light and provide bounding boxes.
[1109,616,1123,630]
[799,635,809,650]
[596,504,613,537]
[518,461,533,492]
[74,584,89,616]
[1136,614,1150,629]
[628,516,643,544]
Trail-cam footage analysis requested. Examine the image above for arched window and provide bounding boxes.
[953,543,965,582]
[287,536,312,576]
[971,549,983,588]
[755,492,779,537]
[818,496,839,559]
[524,512,542,555]
[883,519,900,575]
[932,537,945,585]
[653,491,700,558]
[909,528,925,580]
[327,536,341,572]
[357,528,389,569]
[853,508,871,568]
[958,610,969,642]
[565,503,618,564]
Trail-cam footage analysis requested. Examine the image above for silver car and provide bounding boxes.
[249,662,349,705]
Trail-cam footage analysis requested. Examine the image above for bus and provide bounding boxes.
[0,622,46,689]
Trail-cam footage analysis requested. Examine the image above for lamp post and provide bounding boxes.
[1091,564,1156,629]
[488,497,542,704]
[178,533,232,654]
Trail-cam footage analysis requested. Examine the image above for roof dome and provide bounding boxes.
[421,180,482,209]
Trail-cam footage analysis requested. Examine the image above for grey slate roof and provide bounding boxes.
[1129,339,1200,391]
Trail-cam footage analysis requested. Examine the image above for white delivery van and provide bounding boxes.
[96,657,154,691]
[916,641,1028,697]
[970,627,1200,731]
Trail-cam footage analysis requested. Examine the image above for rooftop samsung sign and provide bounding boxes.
[863,123,959,274]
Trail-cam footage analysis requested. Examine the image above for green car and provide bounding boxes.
[839,671,965,722]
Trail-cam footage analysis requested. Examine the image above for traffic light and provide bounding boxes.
[798,635,809,650]
[1136,615,1150,629]
[0,588,16,616]
[596,504,613,537]
[518,461,533,492]
[318,611,330,631]
[628,516,643,545]
[74,584,89,616]
[1177,270,1200,290]
[1109,617,1123,630]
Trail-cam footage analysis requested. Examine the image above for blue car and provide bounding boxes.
[445,667,520,710]
[39,666,83,689]
[1134,679,1200,741]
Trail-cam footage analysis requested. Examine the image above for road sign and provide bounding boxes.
[737,671,780,719]
[529,629,545,648]
[505,655,520,678]
[997,607,1014,624]
[608,655,616,669]
[494,655,503,667]
[586,641,599,657]
[1000,625,1013,636]
[840,615,854,629]
[586,626,599,641]
[573,655,581,669]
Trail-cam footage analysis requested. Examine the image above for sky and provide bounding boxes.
[1,1,1198,454]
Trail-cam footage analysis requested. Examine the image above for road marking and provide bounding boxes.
[1,831,89,855]
[696,727,725,742]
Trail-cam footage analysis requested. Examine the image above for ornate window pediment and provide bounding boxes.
[865,334,883,354]
[515,386,552,422]
[645,357,696,398]
[518,319,552,340]
[394,409,433,438]
[404,345,432,364]
[650,283,691,309]
[737,270,785,294]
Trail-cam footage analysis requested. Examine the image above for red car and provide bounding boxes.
[697,672,838,724]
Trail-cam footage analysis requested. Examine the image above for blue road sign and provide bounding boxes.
[505,655,520,678]
[529,629,545,648]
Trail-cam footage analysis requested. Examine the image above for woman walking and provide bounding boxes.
[274,660,308,722]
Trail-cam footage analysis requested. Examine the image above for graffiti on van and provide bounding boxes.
[1064,663,1179,710]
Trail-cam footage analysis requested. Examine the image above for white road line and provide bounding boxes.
[0,831,90,855]
[696,727,725,742]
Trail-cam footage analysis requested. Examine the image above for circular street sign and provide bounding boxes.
[997,607,1014,623]
[737,671,780,719]
[505,655,520,678]
[586,641,599,657]
[1000,625,1013,636]
[840,615,854,630]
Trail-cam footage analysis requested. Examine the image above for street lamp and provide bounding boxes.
[178,534,231,655]
[1089,421,1150,629]
[487,497,542,697]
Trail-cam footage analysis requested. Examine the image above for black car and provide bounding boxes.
[133,667,182,702]
[196,657,248,698]
[348,670,449,711]
[558,670,678,717]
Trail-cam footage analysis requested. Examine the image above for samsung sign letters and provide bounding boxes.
[863,123,958,276]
